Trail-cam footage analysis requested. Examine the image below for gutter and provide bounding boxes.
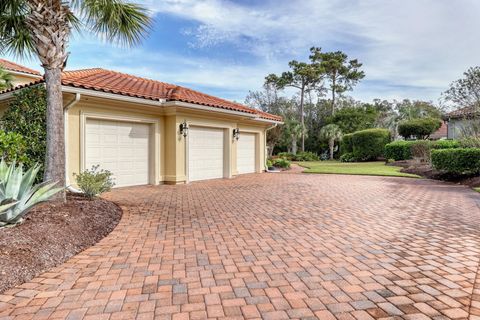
[64,93,82,193]
[163,100,258,119]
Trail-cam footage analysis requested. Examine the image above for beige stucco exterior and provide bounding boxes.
[62,92,271,187]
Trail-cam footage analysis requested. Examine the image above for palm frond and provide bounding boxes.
[71,0,152,46]
[0,0,35,58]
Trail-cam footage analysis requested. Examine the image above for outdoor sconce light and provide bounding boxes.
[233,128,240,141]
[179,120,189,138]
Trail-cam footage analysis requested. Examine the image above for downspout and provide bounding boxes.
[265,123,278,172]
[64,93,82,193]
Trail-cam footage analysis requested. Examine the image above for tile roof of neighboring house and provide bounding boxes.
[445,106,479,119]
[0,59,41,76]
[1,67,282,122]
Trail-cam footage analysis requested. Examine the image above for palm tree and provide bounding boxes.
[283,119,306,155]
[0,67,13,91]
[320,124,342,160]
[0,0,151,201]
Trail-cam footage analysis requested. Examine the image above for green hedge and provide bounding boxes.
[340,133,354,154]
[384,141,415,161]
[0,131,28,163]
[2,86,47,174]
[398,118,442,139]
[431,148,480,175]
[384,139,461,161]
[276,151,319,161]
[351,129,391,161]
[431,139,461,149]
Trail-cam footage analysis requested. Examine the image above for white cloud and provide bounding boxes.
[6,0,480,104]
[138,0,480,102]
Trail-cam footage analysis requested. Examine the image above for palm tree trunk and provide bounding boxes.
[43,68,66,201]
[299,89,305,152]
[292,135,298,155]
[329,139,334,160]
[331,75,336,116]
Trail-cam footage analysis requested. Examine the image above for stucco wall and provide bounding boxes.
[66,95,269,187]
[447,118,478,139]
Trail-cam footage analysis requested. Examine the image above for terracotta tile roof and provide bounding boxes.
[445,105,479,119]
[60,68,282,121]
[0,59,41,76]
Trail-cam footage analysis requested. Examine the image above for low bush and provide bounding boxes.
[411,140,431,162]
[294,151,319,161]
[340,133,354,154]
[74,165,115,199]
[351,128,391,161]
[431,139,461,149]
[276,151,319,161]
[0,131,28,163]
[460,137,480,148]
[339,152,356,162]
[384,141,415,161]
[266,159,273,168]
[398,118,442,139]
[271,158,291,169]
[431,148,480,175]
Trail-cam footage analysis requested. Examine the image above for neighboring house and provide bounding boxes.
[0,59,42,86]
[429,121,448,140]
[445,106,479,139]
[0,60,282,187]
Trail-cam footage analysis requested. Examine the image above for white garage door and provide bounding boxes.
[85,119,150,187]
[188,127,224,181]
[237,133,256,174]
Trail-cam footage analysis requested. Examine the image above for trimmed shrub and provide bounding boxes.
[431,148,480,175]
[411,140,431,162]
[277,152,295,160]
[0,131,28,163]
[384,141,415,161]
[431,139,461,149]
[293,151,319,161]
[340,133,354,154]
[351,129,391,161]
[272,158,291,169]
[1,86,47,175]
[398,118,442,139]
[74,165,115,199]
[340,152,356,162]
[460,137,480,148]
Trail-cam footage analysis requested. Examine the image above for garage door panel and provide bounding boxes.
[188,127,224,182]
[86,119,150,187]
[237,133,256,174]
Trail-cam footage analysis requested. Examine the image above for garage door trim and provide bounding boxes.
[79,111,160,186]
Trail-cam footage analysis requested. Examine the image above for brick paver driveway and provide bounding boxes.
[1,171,480,320]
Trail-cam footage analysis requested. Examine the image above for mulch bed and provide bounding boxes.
[0,193,122,293]
[391,159,480,188]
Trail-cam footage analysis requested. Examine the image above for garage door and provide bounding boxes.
[237,133,256,174]
[188,127,224,181]
[85,119,150,187]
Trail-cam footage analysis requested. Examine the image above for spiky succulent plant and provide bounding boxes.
[0,160,62,227]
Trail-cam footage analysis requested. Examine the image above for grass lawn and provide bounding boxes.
[298,161,420,178]
[474,188,480,193]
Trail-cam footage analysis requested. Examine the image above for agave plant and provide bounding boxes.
[0,159,62,227]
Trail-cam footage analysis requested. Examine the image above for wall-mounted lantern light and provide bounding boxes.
[179,120,189,138]
[233,128,240,141]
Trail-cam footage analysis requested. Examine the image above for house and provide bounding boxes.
[0,60,282,187]
[429,121,448,140]
[0,59,42,86]
[444,106,479,139]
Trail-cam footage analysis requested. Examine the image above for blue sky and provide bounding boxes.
[6,0,480,104]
